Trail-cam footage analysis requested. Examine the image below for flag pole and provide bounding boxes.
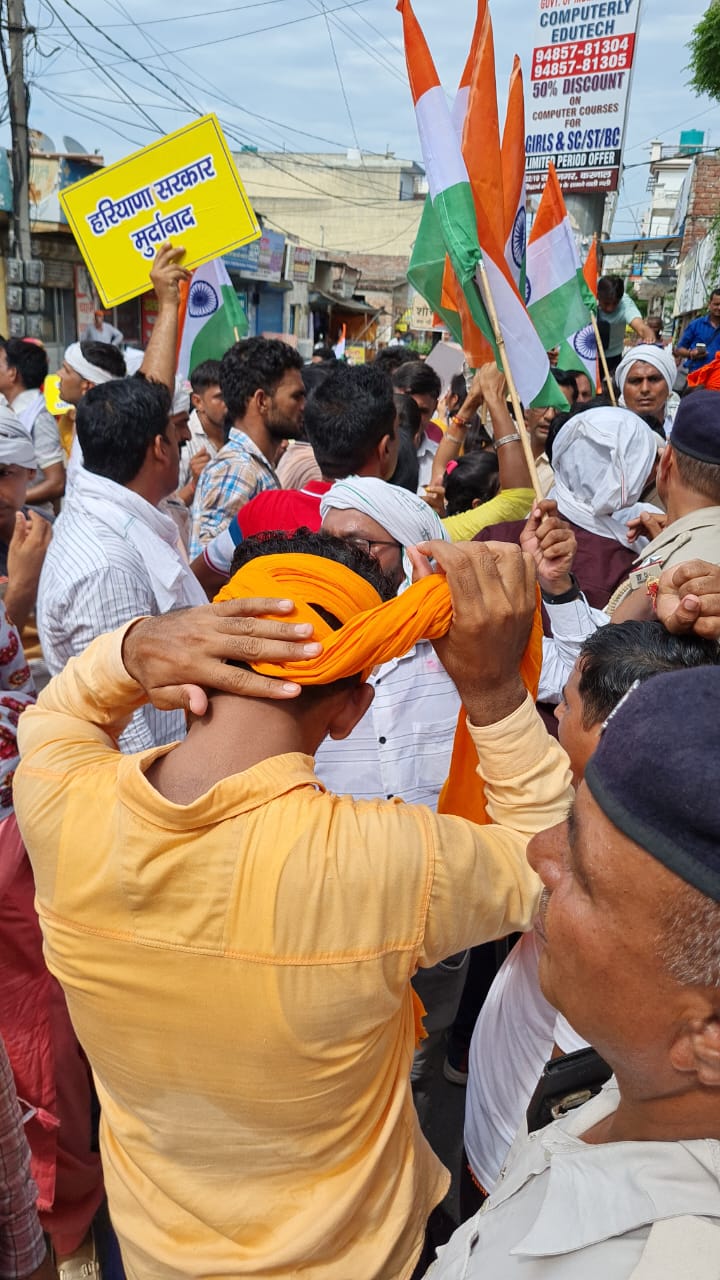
[591,312,617,406]
[475,260,545,504]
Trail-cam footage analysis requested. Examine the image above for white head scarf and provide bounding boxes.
[549,407,661,549]
[0,408,37,470]
[172,376,191,416]
[320,475,449,587]
[615,344,677,400]
[63,342,118,385]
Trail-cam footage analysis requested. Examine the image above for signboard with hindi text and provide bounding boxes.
[525,0,643,195]
[59,115,261,307]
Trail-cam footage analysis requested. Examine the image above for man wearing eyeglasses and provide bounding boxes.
[317,475,463,1136]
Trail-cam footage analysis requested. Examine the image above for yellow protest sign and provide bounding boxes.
[59,114,261,308]
[45,374,72,416]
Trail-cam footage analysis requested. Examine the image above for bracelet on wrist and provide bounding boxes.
[452,414,471,429]
[494,433,521,448]
[445,433,464,445]
[541,573,581,605]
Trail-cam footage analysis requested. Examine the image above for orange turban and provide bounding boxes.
[215,552,456,683]
[216,551,544,826]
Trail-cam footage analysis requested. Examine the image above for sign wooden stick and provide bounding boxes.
[475,259,545,505]
[591,311,618,406]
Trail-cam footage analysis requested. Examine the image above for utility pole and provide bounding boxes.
[3,0,32,260]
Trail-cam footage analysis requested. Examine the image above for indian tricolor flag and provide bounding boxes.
[456,0,564,408]
[526,163,593,365]
[501,56,527,298]
[176,257,248,379]
[402,0,494,362]
[559,234,600,386]
[400,0,561,408]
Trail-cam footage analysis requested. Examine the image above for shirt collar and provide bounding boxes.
[118,750,324,830]
[485,1083,720,1257]
[227,426,276,470]
[637,506,720,563]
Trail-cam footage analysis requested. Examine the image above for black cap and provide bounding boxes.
[585,666,720,902]
[669,389,720,465]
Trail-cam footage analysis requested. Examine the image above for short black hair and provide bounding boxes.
[0,337,48,389]
[80,341,126,379]
[449,373,468,404]
[304,363,396,480]
[444,451,499,516]
[190,359,222,393]
[577,620,720,729]
[551,367,579,402]
[219,337,303,421]
[710,288,720,301]
[389,428,420,493]
[373,346,418,375]
[311,345,336,363]
[394,392,421,437]
[391,360,441,401]
[597,275,625,307]
[76,376,172,485]
[228,528,395,701]
[301,363,331,396]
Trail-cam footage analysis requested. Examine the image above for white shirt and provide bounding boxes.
[538,595,608,703]
[12,389,65,517]
[416,431,439,495]
[38,475,205,753]
[314,641,460,806]
[464,929,587,1192]
[177,408,220,489]
[429,1082,720,1279]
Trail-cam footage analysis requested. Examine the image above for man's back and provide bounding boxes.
[15,628,568,1280]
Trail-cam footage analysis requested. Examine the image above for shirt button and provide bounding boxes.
[378,736,387,745]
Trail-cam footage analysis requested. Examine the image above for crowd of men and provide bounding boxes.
[0,248,719,1280]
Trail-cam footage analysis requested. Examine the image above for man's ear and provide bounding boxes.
[254,387,270,416]
[657,445,673,485]
[327,683,374,741]
[378,434,395,476]
[191,391,202,412]
[151,433,170,464]
[669,1012,720,1087]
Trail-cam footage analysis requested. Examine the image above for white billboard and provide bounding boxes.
[525,0,643,195]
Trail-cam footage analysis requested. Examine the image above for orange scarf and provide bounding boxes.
[215,552,544,826]
[215,554,455,683]
[688,352,720,392]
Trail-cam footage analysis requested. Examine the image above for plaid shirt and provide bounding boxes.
[189,428,279,557]
[0,1036,46,1279]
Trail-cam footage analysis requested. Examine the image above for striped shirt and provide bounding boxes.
[315,642,461,806]
[0,1035,47,1280]
[38,491,193,753]
[190,428,279,557]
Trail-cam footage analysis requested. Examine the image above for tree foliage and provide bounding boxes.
[688,0,720,102]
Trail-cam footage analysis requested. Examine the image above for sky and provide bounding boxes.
[6,0,720,239]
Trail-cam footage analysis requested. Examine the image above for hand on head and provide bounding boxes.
[413,539,536,725]
[121,599,323,715]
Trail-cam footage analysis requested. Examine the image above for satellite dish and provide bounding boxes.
[63,135,89,155]
[29,129,56,153]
